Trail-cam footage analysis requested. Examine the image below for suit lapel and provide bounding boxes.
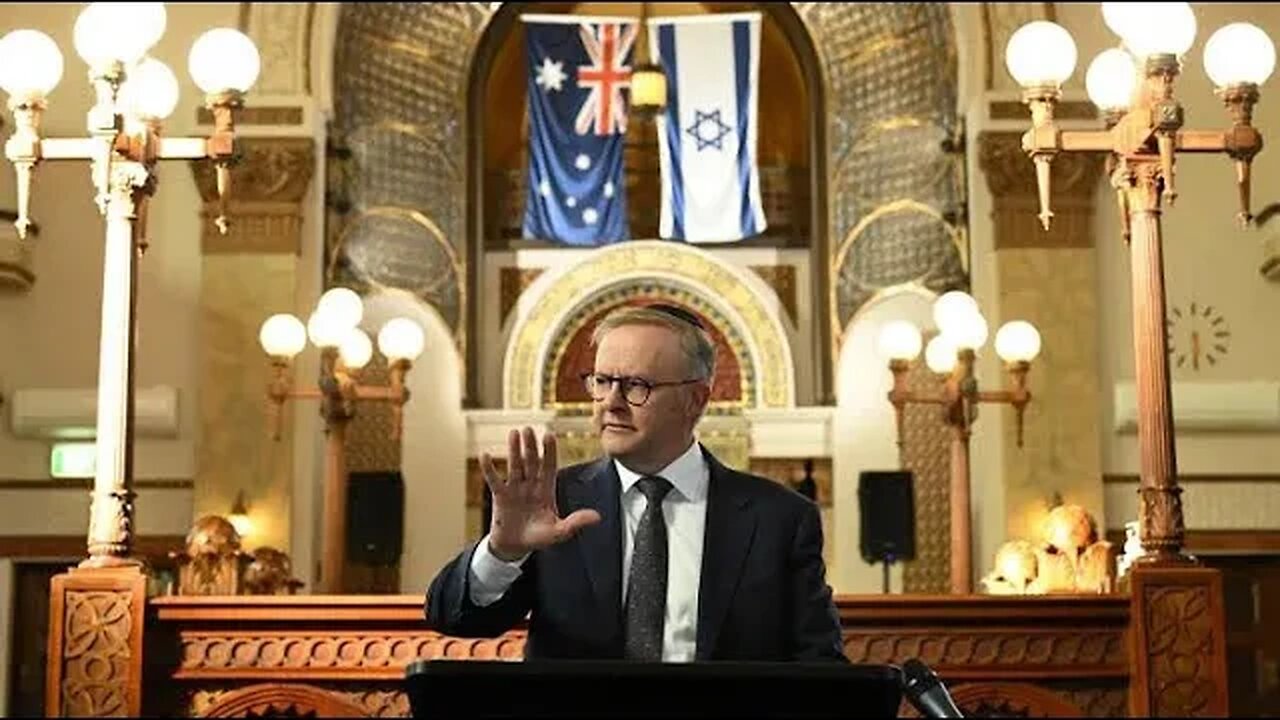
[695,450,757,660]
[570,458,624,638]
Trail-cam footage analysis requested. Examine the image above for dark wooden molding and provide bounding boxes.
[0,535,185,559]
[0,478,193,490]
[1103,473,1280,484]
[1107,529,1280,554]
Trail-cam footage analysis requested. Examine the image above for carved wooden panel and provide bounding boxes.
[1129,567,1230,717]
[176,632,525,678]
[937,682,1086,718]
[192,684,410,718]
[1056,685,1128,718]
[47,567,148,718]
[146,594,1171,719]
[843,630,1125,670]
[200,683,368,718]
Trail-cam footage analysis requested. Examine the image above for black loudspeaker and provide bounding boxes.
[347,471,405,565]
[857,470,916,565]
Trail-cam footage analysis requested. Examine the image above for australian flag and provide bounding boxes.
[521,15,636,245]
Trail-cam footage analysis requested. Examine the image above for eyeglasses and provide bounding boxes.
[581,372,704,407]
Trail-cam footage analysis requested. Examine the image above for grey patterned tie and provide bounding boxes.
[624,475,672,661]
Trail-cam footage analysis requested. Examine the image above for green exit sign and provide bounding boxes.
[50,442,96,479]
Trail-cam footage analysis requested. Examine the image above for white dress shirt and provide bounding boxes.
[468,440,710,662]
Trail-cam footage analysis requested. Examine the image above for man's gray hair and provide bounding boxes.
[590,305,717,381]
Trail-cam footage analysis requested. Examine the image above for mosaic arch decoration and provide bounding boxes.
[503,241,794,409]
[543,282,756,414]
[325,2,966,404]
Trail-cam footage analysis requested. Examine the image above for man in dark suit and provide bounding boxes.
[425,304,845,662]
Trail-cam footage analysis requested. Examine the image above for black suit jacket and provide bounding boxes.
[424,446,847,661]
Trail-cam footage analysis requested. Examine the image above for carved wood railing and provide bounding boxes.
[144,593,1139,718]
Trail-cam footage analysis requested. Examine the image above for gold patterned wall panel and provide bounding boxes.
[344,355,403,473]
[327,3,489,363]
[898,352,952,594]
[793,2,968,365]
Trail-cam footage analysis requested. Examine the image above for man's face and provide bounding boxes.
[589,324,709,465]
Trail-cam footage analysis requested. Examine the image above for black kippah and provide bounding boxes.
[646,303,705,330]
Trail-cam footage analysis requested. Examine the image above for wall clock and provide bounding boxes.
[1165,302,1230,371]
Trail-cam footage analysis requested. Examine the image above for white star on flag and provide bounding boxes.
[535,57,567,92]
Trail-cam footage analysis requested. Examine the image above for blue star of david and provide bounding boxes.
[685,109,733,151]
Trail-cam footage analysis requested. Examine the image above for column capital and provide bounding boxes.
[978,131,1107,249]
[0,214,35,292]
[189,137,315,254]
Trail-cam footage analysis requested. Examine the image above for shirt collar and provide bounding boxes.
[615,439,708,503]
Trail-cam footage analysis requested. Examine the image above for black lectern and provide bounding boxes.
[405,659,903,718]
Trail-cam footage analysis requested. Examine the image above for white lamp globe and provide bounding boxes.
[925,335,958,375]
[1204,23,1276,88]
[933,291,980,337]
[1005,21,1078,88]
[306,311,346,349]
[1102,3,1143,41]
[944,311,989,351]
[118,57,179,120]
[878,321,923,362]
[316,288,363,331]
[74,3,166,67]
[1086,49,1138,111]
[378,318,426,362]
[258,314,306,358]
[1121,2,1197,59]
[338,328,374,370]
[131,2,168,52]
[0,30,64,100]
[995,321,1043,363]
[189,28,261,94]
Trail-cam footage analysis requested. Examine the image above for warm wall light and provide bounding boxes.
[631,2,667,117]
[227,490,252,539]
[258,289,425,592]
[880,290,1041,593]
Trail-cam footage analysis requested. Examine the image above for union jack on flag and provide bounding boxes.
[574,23,637,136]
[521,15,637,245]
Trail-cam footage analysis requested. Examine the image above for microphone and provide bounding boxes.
[901,658,964,718]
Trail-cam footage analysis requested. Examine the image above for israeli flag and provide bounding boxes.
[650,13,766,243]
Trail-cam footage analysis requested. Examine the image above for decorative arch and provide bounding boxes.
[504,241,794,410]
[899,682,1086,718]
[200,683,368,718]
[544,285,753,412]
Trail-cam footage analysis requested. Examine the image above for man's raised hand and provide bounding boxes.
[482,427,601,561]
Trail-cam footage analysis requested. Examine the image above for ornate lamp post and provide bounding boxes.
[0,3,260,566]
[879,291,1042,593]
[258,288,425,593]
[1004,4,1275,565]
